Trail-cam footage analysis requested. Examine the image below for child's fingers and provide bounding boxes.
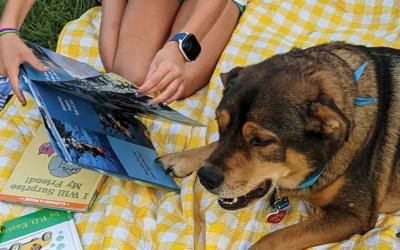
[148,79,181,105]
[7,66,26,106]
[149,63,171,85]
[24,50,49,72]
[139,62,159,94]
[140,63,171,95]
[163,85,185,105]
[145,71,177,95]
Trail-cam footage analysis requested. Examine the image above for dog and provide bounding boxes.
[159,42,400,250]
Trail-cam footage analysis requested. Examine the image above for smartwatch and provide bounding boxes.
[170,32,201,62]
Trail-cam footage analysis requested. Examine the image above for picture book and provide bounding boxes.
[0,76,12,112]
[14,42,190,191]
[0,209,82,250]
[0,125,105,212]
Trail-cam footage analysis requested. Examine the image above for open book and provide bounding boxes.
[14,42,203,192]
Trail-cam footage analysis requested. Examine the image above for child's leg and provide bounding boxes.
[99,0,127,72]
[170,0,240,97]
[111,0,180,85]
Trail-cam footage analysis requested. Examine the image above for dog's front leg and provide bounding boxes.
[249,208,373,250]
[158,142,218,177]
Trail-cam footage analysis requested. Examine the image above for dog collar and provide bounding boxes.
[297,164,327,189]
[354,62,378,106]
[353,61,368,81]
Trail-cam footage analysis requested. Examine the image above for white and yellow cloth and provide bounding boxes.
[1,1,400,249]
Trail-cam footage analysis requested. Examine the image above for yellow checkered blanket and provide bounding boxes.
[2,1,400,249]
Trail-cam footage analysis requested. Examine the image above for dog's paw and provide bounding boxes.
[157,151,204,178]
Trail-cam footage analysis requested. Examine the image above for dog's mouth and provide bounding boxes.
[217,181,272,210]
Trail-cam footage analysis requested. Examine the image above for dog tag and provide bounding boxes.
[266,197,289,224]
[266,209,287,223]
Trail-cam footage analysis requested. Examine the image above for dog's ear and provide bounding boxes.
[220,66,243,89]
[305,94,351,143]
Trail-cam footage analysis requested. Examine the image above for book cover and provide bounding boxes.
[0,125,105,212]
[0,209,82,250]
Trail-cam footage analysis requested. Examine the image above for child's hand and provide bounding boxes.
[138,41,187,105]
[0,34,48,105]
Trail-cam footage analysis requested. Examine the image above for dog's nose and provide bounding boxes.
[198,165,224,190]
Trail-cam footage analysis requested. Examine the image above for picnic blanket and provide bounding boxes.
[1,1,400,249]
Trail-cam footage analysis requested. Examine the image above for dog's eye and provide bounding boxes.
[251,137,275,147]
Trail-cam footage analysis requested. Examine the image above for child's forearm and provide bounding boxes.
[179,0,231,41]
[0,0,36,28]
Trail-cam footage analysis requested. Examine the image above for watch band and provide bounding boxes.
[171,32,188,41]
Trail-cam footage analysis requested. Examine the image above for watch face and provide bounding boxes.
[182,34,201,61]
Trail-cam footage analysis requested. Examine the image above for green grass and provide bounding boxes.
[0,0,100,50]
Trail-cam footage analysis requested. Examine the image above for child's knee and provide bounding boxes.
[111,60,148,86]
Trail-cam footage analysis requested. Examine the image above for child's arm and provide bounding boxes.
[1,0,36,28]
[99,0,127,72]
[139,0,234,105]
[178,0,232,41]
[0,0,48,105]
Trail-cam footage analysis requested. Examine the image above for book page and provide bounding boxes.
[23,42,100,82]
[34,73,204,126]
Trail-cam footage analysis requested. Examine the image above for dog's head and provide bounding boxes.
[199,48,354,210]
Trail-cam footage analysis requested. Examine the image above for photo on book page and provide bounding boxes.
[94,106,154,149]
[53,118,129,176]
[34,73,204,126]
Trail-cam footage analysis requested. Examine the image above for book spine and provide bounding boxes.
[87,175,107,210]
[0,194,88,212]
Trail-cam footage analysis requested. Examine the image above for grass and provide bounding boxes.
[0,0,100,50]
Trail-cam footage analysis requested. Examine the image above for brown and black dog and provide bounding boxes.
[159,42,400,249]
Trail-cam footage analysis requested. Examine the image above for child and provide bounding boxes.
[0,0,246,105]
